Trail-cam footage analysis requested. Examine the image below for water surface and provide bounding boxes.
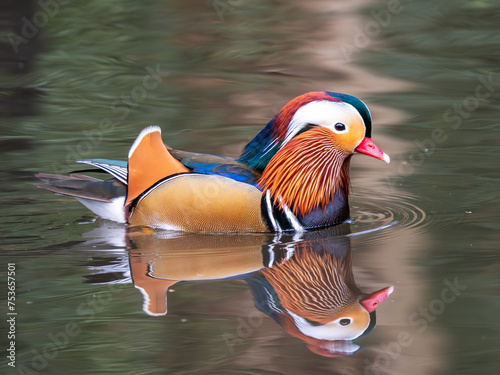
[1,0,499,374]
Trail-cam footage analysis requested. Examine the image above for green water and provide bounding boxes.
[1,0,499,374]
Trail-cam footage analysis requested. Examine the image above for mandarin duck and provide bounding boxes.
[247,230,394,356]
[35,91,390,233]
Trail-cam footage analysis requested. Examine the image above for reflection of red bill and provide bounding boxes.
[355,137,390,164]
[360,285,395,313]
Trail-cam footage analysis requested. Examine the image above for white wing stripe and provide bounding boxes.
[77,160,128,184]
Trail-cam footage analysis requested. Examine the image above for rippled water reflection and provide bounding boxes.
[350,193,428,236]
[1,0,499,374]
[93,227,394,357]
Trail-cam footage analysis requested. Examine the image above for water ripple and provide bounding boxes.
[348,193,429,238]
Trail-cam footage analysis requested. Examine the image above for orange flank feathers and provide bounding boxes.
[126,126,189,206]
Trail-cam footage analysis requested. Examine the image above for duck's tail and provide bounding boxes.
[34,173,127,223]
[34,126,190,223]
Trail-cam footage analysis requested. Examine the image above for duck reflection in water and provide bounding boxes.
[247,228,393,357]
[89,224,393,357]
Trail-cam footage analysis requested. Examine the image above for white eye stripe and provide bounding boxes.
[281,101,363,147]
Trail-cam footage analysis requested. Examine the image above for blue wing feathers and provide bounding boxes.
[77,152,260,186]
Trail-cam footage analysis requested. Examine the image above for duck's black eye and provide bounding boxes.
[339,318,351,326]
[334,123,347,132]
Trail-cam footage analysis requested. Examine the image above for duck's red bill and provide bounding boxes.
[360,286,394,313]
[355,137,390,163]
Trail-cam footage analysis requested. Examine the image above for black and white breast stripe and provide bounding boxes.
[261,191,304,232]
